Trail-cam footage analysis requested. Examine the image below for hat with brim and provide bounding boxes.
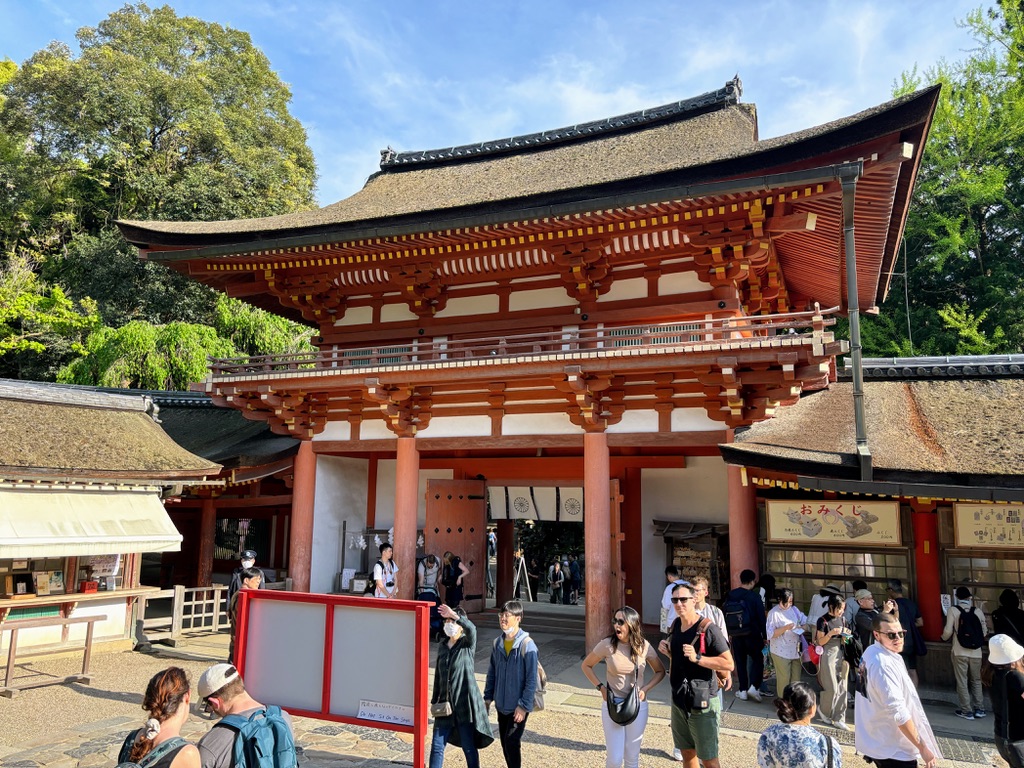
[855,589,873,601]
[989,634,1024,666]
[820,584,842,597]
[241,550,257,560]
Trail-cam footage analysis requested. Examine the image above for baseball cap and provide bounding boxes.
[198,663,239,699]
[854,589,873,600]
[241,550,257,560]
[955,586,973,600]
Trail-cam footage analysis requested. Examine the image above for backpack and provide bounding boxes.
[217,705,297,768]
[723,595,752,636]
[363,560,384,594]
[956,606,986,650]
[116,735,187,768]
[443,558,461,589]
[418,556,439,592]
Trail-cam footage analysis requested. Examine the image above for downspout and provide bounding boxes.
[839,163,872,481]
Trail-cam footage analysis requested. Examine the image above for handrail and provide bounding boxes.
[206,306,839,378]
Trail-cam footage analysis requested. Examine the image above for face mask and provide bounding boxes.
[444,622,460,638]
[504,625,518,636]
[958,599,972,609]
[241,560,255,569]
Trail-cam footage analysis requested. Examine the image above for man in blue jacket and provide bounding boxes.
[723,569,767,702]
[484,600,539,768]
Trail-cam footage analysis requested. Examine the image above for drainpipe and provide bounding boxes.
[839,163,872,482]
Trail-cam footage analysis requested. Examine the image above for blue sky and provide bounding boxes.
[2,1,979,207]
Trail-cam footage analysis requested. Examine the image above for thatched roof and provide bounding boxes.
[0,380,220,481]
[117,83,938,253]
[721,379,1024,484]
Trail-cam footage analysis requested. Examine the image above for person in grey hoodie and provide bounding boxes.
[484,600,539,768]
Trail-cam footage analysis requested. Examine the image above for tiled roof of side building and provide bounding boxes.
[0,379,220,480]
[721,379,1024,481]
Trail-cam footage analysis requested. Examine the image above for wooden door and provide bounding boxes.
[609,479,626,609]
[425,479,488,613]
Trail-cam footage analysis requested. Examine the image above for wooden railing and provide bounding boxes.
[135,579,292,648]
[207,305,837,379]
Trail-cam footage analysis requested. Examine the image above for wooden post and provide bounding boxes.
[584,430,611,652]
[726,462,759,588]
[170,584,185,646]
[394,437,420,600]
[289,440,317,593]
[496,519,514,605]
[197,497,216,587]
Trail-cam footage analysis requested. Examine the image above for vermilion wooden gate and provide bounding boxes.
[424,479,487,613]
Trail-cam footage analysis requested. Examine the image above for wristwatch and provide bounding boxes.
[693,652,703,664]
[596,682,604,690]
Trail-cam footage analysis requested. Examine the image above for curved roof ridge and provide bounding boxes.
[378,76,743,170]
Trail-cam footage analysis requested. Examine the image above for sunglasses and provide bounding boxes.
[670,596,693,604]
[613,618,627,626]
[879,630,907,640]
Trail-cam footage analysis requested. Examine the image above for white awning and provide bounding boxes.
[0,488,182,558]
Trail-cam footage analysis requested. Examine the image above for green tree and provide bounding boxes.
[0,4,319,385]
[58,319,237,390]
[871,1,1024,355]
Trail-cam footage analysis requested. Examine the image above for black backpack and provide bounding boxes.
[723,595,752,636]
[364,560,391,594]
[956,606,986,650]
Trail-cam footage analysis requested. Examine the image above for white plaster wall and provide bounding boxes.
[671,407,722,432]
[509,287,576,312]
[658,270,705,296]
[333,306,373,327]
[360,419,397,440]
[422,415,492,438]
[0,597,130,653]
[596,277,647,303]
[502,412,582,436]
[640,457,730,625]
[310,456,369,594]
[434,294,500,319]
[374,461,454,529]
[315,420,351,441]
[607,409,658,434]
[381,302,419,323]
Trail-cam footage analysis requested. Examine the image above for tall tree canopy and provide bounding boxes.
[865,1,1024,355]
[0,4,317,384]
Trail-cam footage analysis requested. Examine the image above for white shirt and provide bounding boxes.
[373,560,398,598]
[697,602,729,643]
[661,580,689,632]
[855,642,942,762]
[806,594,832,628]
[767,604,808,660]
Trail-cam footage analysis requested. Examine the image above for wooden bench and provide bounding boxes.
[0,614,106,697]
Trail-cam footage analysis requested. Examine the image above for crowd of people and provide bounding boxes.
[180,548,1023,768]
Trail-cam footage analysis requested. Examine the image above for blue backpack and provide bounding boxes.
[217,706,297,768]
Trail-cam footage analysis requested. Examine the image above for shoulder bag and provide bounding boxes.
[606,650,641,726]
[430,649,454,717]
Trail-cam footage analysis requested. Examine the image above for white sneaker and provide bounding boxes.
[816,712,833,726]
[735,690,748,701]
[672,748,684,762]
[747,685,763,703]
[833,720,850,731]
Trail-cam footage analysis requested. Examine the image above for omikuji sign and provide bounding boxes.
[766,500,901,546]
[954,503,1024,548]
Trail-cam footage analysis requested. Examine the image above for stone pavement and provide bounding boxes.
[0,616,1009,768]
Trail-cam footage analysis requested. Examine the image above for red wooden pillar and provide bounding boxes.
[289,440,316,593]
[726,462,759,588]
[496,519,514,606]
[584,430,612,651]
[394,437,420,600]
[621,467,643,614]
[911,500,943,640]
[197,497,216,587]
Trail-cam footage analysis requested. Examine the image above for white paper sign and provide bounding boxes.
[357,699,414,726]
[941,594,952,616]
[340,568,356,591]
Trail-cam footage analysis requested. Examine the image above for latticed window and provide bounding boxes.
[607,323,704,348]
[343,344,413,367]
[946,555,1024,613]
[764,547,911,608]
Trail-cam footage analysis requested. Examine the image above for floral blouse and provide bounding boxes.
[757,723,842,768]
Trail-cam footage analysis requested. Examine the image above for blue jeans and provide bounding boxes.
[428,718,479,768]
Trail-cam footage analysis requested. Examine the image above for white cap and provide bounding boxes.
[988,634,1024,666]
[198,663,240,698]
